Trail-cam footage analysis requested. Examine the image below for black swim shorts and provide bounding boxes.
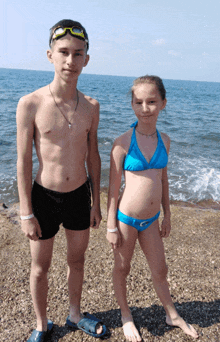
[31,179,91,240]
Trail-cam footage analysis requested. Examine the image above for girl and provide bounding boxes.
[107,75,198,341]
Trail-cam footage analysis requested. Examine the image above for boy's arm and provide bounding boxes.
[16,97,42,240]
[86,100,102,229]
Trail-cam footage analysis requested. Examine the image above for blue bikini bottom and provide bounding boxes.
[117,209,160,232]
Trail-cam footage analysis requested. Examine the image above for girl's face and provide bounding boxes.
[131,83,167,125]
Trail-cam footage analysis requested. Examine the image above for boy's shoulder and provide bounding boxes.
[79,92,99,112]
[18,85,48,109]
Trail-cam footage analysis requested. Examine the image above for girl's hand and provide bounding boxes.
[106,229,122,249]
[160,216,171,238]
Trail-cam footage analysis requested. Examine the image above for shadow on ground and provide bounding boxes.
[46,299,220,340]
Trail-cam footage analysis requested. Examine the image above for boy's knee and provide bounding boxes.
[67,254,85,269]
[31,262,50,278]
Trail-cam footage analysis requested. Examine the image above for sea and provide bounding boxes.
[0,68,220,207]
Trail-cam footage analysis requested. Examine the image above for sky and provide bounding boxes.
[1,0,220,82]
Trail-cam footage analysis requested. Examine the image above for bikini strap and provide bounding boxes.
[130,121,138,128]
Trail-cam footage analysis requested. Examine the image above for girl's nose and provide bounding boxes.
[142,102,149,112]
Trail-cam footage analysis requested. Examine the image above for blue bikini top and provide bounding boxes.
[123,121,168,171]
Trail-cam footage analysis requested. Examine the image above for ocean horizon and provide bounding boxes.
[0,68,219,206]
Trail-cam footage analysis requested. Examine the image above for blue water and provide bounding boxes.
[0,68,220,205]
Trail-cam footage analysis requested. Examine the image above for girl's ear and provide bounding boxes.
[47,49,53,64]
[162,98,167,110]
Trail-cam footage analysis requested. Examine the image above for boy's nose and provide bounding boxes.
[67,55,74,66]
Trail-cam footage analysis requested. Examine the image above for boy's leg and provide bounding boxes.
[30,237,54,331]
[66,228,106,336]
[113,222,142,342]
[138,220,198,338]
[65,228,90,323]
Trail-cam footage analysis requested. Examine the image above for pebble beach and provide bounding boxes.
[1,192,220,342]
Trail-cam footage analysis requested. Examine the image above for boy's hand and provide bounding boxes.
[90,205,102,229]
[106,229,122,249]
[160,216,171,238]
[21,217,42,241]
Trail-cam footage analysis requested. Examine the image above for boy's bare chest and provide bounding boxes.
[35,104,92,142]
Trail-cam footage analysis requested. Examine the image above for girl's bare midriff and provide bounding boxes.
[118,169,163,219]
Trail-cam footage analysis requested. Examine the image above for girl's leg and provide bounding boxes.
[113,222,142,341]
[138,220,198,339]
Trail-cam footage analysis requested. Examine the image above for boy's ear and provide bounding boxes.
[47,49,53,64]
[84,54,90,67]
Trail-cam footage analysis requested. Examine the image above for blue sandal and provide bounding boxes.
[27,320,53,342]
[66,312,107,338]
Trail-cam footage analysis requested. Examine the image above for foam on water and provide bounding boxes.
[169,156,220,203]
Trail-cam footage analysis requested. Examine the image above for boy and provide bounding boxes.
[17,19,106,342]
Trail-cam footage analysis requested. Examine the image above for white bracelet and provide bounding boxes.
[107,227,118,233]
[20,214,35,220]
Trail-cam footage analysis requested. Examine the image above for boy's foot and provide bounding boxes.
[27,320,53,342]
[66,312,106,338]
[166,315,199,339]
[122,317,142,342]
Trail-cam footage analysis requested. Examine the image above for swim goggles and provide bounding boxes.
[51,26,88,43]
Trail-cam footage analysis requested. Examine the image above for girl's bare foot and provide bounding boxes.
[122,316,142,342]
[166,315,199,339]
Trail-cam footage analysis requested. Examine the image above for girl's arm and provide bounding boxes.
[107,138,125,249]
[161,135,171,238]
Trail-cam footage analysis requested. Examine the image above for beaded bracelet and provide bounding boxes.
[107,227,118,233]
[20,214,34,220]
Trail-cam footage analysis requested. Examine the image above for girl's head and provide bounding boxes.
[131,75,166,102]
[131,75,167,124]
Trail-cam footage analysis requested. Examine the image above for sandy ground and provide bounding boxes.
[1,192,220,342]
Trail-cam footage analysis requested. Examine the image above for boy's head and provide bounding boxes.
[49,19,89,52]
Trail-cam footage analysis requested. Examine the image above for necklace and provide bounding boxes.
[136,129,157,137]
[49,84,79,129]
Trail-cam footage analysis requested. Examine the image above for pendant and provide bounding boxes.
[68,123,71,129]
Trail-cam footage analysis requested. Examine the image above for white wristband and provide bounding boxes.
[107,227,118,233]
[20,214,34,220]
